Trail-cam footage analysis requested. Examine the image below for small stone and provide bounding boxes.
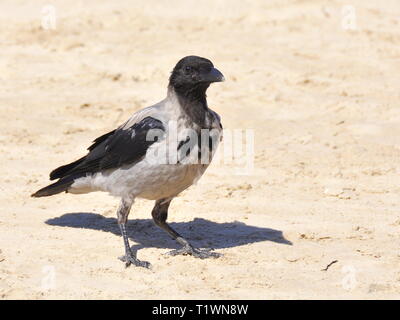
[323,187,343,196]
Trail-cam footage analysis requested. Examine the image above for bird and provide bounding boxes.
[32,55,225,268]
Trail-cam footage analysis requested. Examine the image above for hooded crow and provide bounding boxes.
[32,56,225,268]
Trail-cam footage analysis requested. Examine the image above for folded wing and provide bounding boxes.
[51,116,165,180]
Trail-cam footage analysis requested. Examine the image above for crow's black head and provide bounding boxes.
[169,56,224,99]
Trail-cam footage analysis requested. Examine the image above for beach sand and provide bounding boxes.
[1,0,400,299]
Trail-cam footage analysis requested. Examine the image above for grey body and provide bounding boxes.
[69,89,222,201]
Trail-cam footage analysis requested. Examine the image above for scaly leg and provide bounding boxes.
[151,198,221,259]
[117,198,151,268]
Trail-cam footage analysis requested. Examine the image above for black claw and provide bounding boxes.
[119,254,152,269]
[167,245,221,259]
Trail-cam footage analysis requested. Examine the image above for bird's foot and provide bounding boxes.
[167,245,221,259]
[119,252,151,269]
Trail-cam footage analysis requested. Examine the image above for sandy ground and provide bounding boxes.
[1,0,400,299]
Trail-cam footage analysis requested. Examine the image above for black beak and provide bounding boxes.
[201,67,225,83]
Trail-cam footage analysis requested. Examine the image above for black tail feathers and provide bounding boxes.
[31,178,74,198]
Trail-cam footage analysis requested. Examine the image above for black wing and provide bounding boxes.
[49,129,116,180]
[49,116,165,180]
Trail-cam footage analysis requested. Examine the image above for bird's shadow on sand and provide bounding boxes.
[46,213,292,254]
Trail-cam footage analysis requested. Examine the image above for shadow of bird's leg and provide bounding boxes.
[117,198,151,269]
[152,198,221,259]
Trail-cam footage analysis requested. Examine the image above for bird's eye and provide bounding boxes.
[185,66,192,72]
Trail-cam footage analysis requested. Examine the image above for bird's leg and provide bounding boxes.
[151,198,221,259]
[117,198,151,268]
